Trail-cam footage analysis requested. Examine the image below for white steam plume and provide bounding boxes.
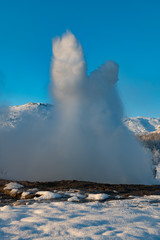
[0,31,155,184]
[52,31,86,101]
[51,31,154,184]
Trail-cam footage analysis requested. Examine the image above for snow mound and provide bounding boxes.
[34,191,62,200]
[87,193,109,201]
[10,189,19,194]
[67,193,86,202]
[21,192,31,199]
[4,182,23,190]
[67,196,79,202]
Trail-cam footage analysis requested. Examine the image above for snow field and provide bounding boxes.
[0,196,160,239]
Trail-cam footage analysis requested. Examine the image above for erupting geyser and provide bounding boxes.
[0,31,155,184]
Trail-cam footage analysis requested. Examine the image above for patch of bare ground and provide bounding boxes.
[0,179,160,206]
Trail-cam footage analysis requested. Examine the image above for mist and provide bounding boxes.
[0,31,155,184]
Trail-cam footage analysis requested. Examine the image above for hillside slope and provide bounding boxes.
[124,117,160,135]
[0,102,159,135]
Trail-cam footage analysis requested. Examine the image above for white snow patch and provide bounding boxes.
[67,192,86,198]
[4,182,23,190]
[144,195,160,200]
[67,193,86,202]
[0,205,12,212]
[87,193,109,201]
[10,189,19,194]
[67,196,79,202]
[28,188,38,193]
[34,191,62,200]
[21,192,30,199]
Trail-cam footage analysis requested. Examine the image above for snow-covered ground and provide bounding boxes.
[0,196,160,239]
[1,181,160,239]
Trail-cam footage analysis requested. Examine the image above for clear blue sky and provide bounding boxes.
[0,0,160,117]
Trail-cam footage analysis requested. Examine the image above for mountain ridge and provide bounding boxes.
[0,102,160,135]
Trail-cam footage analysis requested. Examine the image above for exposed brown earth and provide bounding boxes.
[0,179,160,206]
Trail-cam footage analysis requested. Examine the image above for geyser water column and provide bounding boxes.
[51,31,154,184]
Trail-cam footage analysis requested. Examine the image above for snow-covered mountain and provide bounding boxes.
[0,102,53,129]
[124,117,160,135]
[0,102,160,135]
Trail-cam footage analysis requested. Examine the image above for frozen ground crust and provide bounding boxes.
[0,196,160,239]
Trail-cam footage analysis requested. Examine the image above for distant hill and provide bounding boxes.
[124,117,160,135]
[0,102,53,129]
[0,103,160,135]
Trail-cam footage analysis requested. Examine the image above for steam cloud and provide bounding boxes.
[0,31,155,184]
